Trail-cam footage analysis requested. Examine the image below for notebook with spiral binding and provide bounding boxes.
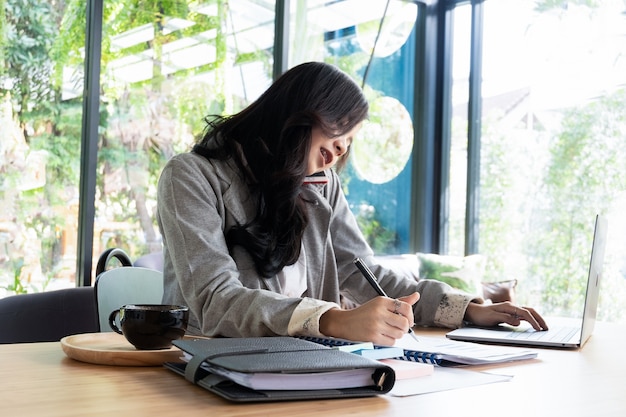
[164,336,395,402]
[302,333,537,366]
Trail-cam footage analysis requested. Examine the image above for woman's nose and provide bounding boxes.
[334,137,348,156]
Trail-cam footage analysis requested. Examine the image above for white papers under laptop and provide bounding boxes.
[446,214,607,349]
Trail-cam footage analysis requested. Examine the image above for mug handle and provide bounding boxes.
[108,309,123,334]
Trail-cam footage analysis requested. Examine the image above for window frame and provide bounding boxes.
[75,0,478,286]
[410,0,481,256]
[77,0,104,287]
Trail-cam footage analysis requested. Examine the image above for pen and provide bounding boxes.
[353,257,420,343]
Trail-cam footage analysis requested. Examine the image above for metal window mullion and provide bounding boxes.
[437,2,455,254]
[76,0,103,287]
[273,0,290,79]
[411,1,443,254]
[464,0,484,255]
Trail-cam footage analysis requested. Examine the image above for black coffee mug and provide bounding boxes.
[109,304,189,350]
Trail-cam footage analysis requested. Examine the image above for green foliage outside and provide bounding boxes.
[0,0,257,292]
[478,88,626,321]
[1,0,625,328]
[1,0,67,292]
[417,257,474,293]
[537,89,626,318]
[354,202,397,254]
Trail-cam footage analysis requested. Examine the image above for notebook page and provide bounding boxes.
[393,334,537,365]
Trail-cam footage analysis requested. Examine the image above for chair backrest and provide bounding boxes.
[0,287,98,344]
[94,267,164,332]
[95,247,133,276]
[133,251,164,272]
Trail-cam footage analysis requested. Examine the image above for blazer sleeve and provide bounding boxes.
[323,169,480,329]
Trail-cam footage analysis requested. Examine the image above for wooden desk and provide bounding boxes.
[1,322,624,417]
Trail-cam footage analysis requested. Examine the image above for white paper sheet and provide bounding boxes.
[389,367,512,397]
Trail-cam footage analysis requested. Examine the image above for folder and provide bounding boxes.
[164,337,396,402]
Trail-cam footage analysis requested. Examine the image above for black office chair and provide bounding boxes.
[0,286,98,343]
[0,247,165,343]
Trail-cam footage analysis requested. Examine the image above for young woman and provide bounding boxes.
[157,61,547,345]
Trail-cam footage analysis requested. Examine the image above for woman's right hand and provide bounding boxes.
[319,292,420,345]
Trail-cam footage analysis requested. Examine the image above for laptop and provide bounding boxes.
[446,214,607,349]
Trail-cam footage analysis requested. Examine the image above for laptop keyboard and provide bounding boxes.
[507,326,579,342]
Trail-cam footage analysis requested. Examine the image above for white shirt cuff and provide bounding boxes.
[434,292,477,328]
[287,297,340,337]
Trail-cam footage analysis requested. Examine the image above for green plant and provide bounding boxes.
[1,258,26,294]
[355,203,397,254]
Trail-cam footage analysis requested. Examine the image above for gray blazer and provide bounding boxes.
[157,152,474,337]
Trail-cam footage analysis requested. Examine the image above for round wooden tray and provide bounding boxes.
[60,332,185,367]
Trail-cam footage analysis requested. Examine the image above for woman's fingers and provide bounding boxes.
[465,302,549,331]
[498,303,549,331]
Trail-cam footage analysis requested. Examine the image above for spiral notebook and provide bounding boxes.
[302,334,537,366]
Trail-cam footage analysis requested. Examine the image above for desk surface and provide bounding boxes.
[1,322,624,417]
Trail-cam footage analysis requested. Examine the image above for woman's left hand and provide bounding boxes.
[464,301,549,331]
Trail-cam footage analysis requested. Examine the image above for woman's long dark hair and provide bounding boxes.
[194,62,368,277]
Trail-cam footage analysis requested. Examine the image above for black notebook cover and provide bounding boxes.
[164,336,395,402]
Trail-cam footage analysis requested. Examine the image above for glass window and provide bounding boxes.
[448,3,472,256]
[8,0,622,328]
[474,0,626,323]
[94,1,275,274]
[93,0,276,281]
[0,0,277,295]
[289,0,419,254]
[0,0,84,295]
